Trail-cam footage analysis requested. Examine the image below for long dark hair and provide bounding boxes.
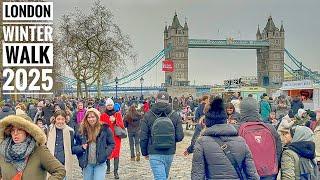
[125,105,141,124]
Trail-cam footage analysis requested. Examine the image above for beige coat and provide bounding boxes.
[0,145,66,180]
[0,115,66,180]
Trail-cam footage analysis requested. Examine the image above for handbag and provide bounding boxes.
[114,125,127,138]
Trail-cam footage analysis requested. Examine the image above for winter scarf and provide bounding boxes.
[47,124,73,180]
[287,141,316,159]
[0,136,36,172]
[106,109,116,116]
[76,109,86,124]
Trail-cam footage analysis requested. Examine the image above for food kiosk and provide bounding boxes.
[240,86,267,101]
[280,80,320,111]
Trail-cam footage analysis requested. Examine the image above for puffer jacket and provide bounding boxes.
[191,124,259,180]
[74,124,115,169]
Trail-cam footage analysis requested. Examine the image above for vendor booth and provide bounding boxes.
[240,86,267,101]
[280,80,320,111]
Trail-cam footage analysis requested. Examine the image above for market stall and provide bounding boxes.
[280,80,320,111]
[240,86,267,101]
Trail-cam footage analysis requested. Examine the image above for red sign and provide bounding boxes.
[162,60,174,72]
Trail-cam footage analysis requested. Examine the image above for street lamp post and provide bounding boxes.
[140,77,144,101]
[115,77,119,99]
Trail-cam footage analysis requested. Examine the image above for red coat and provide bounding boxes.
[143,102,150,113]
[100,112,124,159]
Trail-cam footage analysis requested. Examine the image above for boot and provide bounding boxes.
[114,158,120,179]
[136,153,140,162]
[106,159,110,174]
[130,157,135,161]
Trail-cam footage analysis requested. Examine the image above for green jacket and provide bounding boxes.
[281,149,300,180]
[0,145,66,180]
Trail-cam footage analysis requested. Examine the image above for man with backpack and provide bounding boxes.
[140,91,184,180]
[237,97,282,180]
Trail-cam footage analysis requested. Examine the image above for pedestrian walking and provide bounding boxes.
[191,97,259,179]
[279,126,319,179]
[47,110,76,180]
[100,98,125,179]
[140,91,184,180]
[124,105,142,161]
[74,108,115,180]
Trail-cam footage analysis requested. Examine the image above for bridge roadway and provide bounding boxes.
[188,39,270,49]
[63,85,212,93]
[71,126,193,179]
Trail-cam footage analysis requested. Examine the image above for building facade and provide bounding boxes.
[256,16,285,87]
[164,13,189,86]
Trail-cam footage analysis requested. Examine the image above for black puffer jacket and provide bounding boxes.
[74,124,115,169]
[191,124,259,180]
[140,102,184,156]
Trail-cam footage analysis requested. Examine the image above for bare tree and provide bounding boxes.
[57,1,135,98]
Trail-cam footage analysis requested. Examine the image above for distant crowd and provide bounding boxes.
[0,92,319,180]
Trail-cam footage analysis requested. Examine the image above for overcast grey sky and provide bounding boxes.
[53,0,320,86]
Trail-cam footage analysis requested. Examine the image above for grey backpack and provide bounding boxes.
[151,111,175,150]
[299,157,319,180]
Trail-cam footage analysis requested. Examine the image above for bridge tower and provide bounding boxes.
[257,16,285,87]
[164,13,189,86]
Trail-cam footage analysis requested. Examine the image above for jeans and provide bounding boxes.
[128,132,140,158]
[149,154,174,180]
[83,162,107,180]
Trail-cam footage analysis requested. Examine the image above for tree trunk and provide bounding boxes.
[77,80,81,98]
[84,80,89,98]
[97,75,101,98]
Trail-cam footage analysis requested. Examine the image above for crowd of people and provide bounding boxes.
[0,91,319,180]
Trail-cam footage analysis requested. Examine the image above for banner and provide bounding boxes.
[162,60,174,72]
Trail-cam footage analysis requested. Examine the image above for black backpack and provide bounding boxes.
[151,111,175,150]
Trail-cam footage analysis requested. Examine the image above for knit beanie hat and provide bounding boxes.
[240,97,261,122]
[85,108,101,118]
[105,98,114,106]
[205,97,227,127]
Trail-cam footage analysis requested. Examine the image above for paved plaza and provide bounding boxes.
[72,126,194,180]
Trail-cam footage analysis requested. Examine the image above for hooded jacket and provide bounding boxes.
[191,124,259,180]
[0,115,65,180]
[236,97,282,179]
[140,102,184,156]
[281,126,318,180]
